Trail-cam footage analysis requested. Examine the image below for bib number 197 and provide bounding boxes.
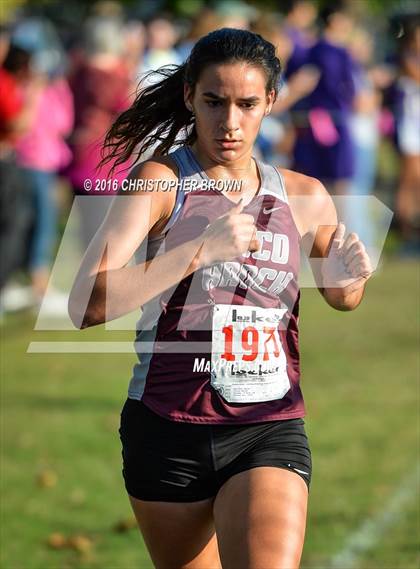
[221,324,281,362]
[211,304,291,403]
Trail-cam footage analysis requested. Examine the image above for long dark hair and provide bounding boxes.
[101,27,282,173]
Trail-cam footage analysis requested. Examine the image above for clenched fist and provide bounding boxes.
[197,198,260,267]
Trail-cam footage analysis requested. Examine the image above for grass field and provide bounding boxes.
[1,258,419,569]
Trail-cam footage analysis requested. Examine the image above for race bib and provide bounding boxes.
[210,304,291,403]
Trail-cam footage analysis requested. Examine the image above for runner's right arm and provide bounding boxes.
[68,160,258,328]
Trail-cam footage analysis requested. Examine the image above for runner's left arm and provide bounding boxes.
[295,178,373,311]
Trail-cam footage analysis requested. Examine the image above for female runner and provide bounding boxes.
[69,28,372,569]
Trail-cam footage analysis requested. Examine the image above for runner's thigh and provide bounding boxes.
[213,466,308,569]
[129,495,222,569]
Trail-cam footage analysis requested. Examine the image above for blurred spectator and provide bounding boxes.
[251,14,319,165]
[176,8,221,62]
[123,20,147,81]
[0,43,32,153]
[292,1,356,195]
[90,0,124,19]
[394,18,420,253]
[252,16,294,165]
[66,15,132,247]
[347,26,382,246]
[135,15,184,159]
[139,15,181,77]
[0,40,35,311]
[14,73,74,307]
[5,17,74,314]
[214,0,257,30]
[11,16,67,77]
[283,0,317,78]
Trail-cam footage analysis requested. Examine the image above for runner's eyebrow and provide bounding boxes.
[202,92,261,103]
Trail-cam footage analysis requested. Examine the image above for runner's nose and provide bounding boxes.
[221,105,240,134]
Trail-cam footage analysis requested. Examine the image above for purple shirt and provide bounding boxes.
[303,38,355,119]
[284,26,313,79]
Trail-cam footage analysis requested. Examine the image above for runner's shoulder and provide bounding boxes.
[120,155,179,217]
[127,154,179,184]
[275,168,336,236]
[114,155,179,235]
[275,167,327,198]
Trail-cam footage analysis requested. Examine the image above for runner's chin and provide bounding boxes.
[213,145,243,162]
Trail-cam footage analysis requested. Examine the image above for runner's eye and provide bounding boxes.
[206,100,222,107]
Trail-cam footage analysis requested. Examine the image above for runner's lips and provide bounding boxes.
[216,139,242,147]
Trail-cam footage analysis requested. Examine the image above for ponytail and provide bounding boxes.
[100,63,196,174]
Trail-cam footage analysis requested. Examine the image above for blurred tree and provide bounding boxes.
[4,0,406,21]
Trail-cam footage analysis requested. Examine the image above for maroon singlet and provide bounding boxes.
[127,145,304,424]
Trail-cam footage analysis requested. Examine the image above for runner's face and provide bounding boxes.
[185,62,274,164]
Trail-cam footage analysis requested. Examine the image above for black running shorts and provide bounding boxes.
[119,398,312,502]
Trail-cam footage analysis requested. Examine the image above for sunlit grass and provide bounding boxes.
[1,258,418,568]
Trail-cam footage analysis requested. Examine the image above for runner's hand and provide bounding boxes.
[197,199,260,267]
[322,222,373,292]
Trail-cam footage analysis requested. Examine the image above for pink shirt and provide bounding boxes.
[15,78,74,172]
